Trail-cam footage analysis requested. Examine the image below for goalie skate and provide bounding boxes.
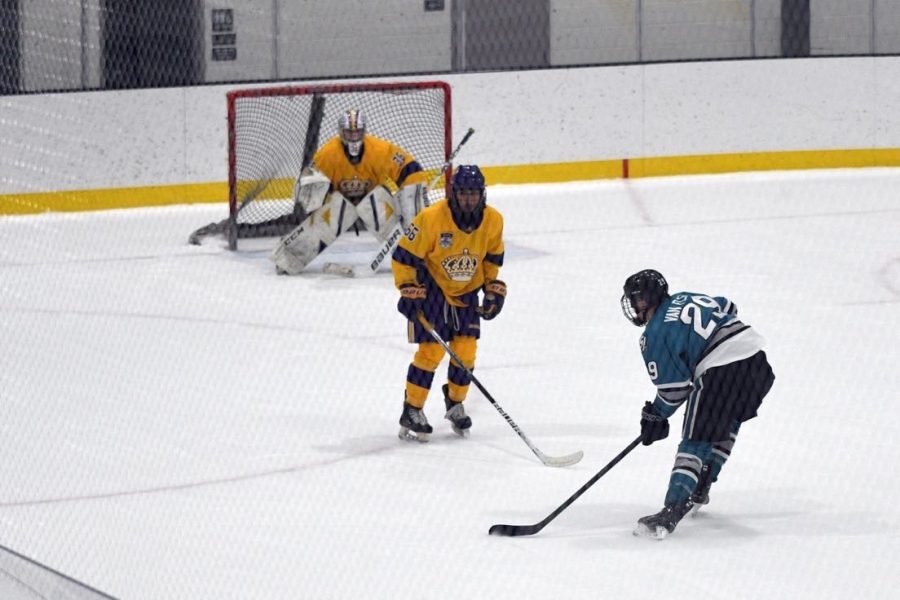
[398,402,432,443]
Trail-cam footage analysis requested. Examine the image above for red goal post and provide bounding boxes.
[223,80,452,250]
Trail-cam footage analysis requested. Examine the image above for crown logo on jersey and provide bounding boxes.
[339,177,371,202]
[441,248,478,282]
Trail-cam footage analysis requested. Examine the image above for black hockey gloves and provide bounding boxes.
[640,401,669,446]
[398,282,426,321]
[478,280,507,320]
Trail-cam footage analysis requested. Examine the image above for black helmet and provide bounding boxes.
[449,165,486,230]
[621,269,669,326]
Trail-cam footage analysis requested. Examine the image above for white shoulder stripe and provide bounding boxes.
[656,380,691,390]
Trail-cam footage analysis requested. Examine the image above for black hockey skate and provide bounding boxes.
[633,500,694,540]
[399,401,433,443]
[442,384,472,437]
[690,464,713,514]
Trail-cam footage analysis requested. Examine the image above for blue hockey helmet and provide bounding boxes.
[621,269,669,326]
[449,164,486,230]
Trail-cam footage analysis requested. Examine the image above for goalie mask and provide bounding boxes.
[338,109,367,161]
[621,269,669,327]
[450,164,486,230]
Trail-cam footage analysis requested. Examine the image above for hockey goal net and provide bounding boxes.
[202,80,451,250]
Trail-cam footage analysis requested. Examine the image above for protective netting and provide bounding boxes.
[225,82,450,249]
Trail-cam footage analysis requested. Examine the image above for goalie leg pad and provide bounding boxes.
[354,185,399,241]
[270,193,358,274]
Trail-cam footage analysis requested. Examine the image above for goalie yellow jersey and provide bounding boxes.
[392,200,504,306]
[311,135,428,202]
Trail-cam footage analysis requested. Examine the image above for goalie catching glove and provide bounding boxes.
[292,166,331,213]
[397,282,427,321]
[477,280,506,320]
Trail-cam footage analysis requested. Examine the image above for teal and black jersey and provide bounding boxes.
[639,291,765,418]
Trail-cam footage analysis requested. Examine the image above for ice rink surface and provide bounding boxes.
[1,169,898,599]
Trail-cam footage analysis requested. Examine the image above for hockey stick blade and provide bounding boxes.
[188,220,226,245]
[537,449,584,468]
[322,262,358,277]
[489,522,546,537]
[322,262,382,278]
[488,436,642,537]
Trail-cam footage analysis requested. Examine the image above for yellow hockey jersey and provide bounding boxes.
[392,200,504,306]
[312,135,428,203]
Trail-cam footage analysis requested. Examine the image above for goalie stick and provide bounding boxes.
[415,312,583,468]
[488,435,642,537]
[323,127,476,278]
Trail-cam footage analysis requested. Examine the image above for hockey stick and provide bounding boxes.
[415,312,583,468]
[488,435,642,537]
[422,127,476,204]
[323,127,476,278]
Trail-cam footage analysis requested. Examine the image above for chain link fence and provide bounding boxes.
[1,1,899,94]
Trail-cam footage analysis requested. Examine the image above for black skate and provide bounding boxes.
[690,464,713,515]
[442,384,472,437]
[398,401,433,443]
[633,500,694,540]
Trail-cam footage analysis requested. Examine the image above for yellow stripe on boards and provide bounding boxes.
[0,182,228,216]
[481,160,622,184]
[626,148,900,178]
[3,149,900,215]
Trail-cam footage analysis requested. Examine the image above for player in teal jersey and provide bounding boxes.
[621,269,775,539]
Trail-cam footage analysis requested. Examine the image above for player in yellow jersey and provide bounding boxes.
[271,108,429,275]
[391,165,507,441]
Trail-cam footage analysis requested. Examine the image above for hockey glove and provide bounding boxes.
[397,283,427,321]
[477,280,507,320]
[640,401,669,446]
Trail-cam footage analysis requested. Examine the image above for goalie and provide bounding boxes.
[271,108,429,275]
